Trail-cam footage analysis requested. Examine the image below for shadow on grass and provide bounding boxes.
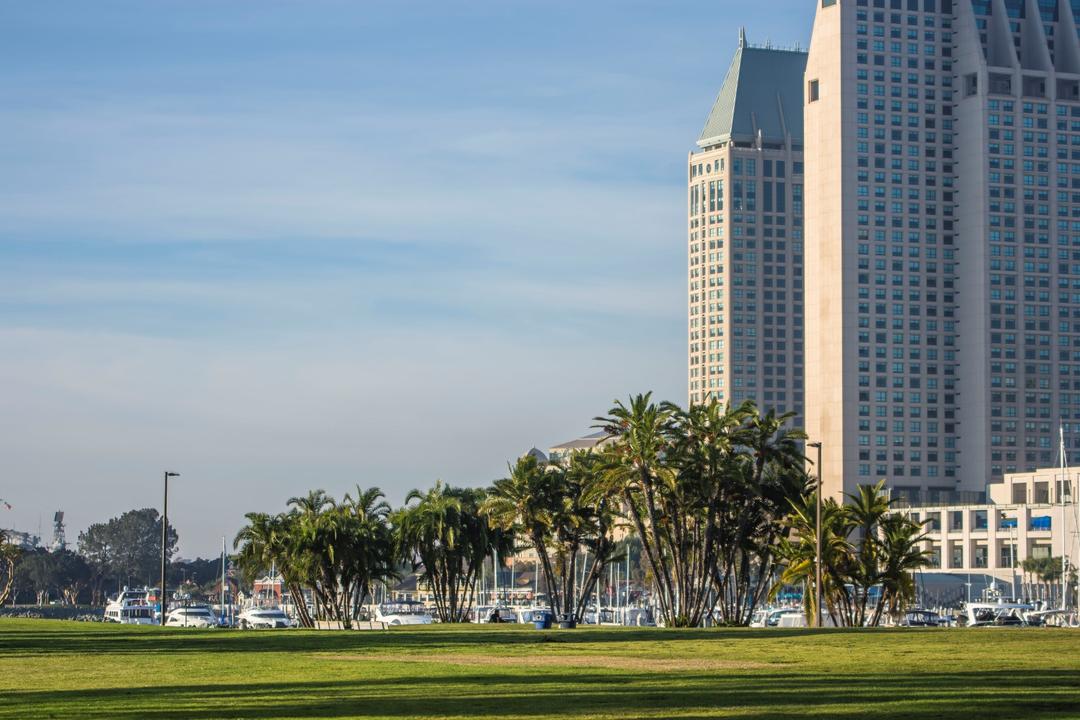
[4,670,1079,719]
[0,621,934,658]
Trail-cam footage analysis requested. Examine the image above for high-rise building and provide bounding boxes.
[688,33,808,427]
[805,0,1080,500]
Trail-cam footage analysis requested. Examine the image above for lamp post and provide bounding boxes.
[160,471,180,626]
[807,442,823,628]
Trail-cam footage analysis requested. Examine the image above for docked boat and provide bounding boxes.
[237,606,294,629]
[750,607,805,628]
[898,609,944,627]
[104,586,157,625]
[164,605,219,628]
[375,600,433,626]
[964,602,1033,627]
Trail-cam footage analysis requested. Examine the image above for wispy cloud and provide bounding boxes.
[0,0,813,555]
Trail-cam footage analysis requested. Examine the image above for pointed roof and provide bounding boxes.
[698,33,807,149]
[523,447,549,464]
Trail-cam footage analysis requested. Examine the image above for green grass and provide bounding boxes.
[2,619,1079,719]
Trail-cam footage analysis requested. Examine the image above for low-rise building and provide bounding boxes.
[894,466,1079,604]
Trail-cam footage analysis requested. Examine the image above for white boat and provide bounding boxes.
[964,602,1032,627]
[472,605,525,623]
[751,607,805,628]
[375,600,433,626]
[237,606,294,629]
[165,605,219,628]
[897,609,944,627]
[104,587,157,625]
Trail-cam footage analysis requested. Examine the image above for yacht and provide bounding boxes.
[104,587,157,625]
[964,601,1033,627]
[750,607,805,628]
[897,609,944,627]
[375,600,433,626]
[165,605,219,628]
[237,606,294,629]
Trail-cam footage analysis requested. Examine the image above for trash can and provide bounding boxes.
[532,610,553,630]
[557,614,577,630]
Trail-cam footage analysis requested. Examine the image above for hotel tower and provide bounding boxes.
[688,33,809,428]
[805,0,1080,499]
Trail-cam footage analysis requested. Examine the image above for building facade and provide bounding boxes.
[688,34,808,427]
[805,0,1080,498]
[894,465,1079,603]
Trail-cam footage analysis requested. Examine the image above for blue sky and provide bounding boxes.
[0,1,815,557]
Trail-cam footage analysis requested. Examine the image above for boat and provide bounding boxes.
[237,606,294,629]
[104,586,157,625]
[374,600,433,626]
[751,607,805,628]
[897,609,943,627]
[472,605,527,623]
[963,602,1033,627]
[164,605,219,628]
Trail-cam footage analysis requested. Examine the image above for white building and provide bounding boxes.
[895,465,1080,603]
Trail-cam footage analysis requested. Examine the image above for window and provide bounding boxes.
[809,79,820,103]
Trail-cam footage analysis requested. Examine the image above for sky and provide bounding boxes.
[0,1,816,558]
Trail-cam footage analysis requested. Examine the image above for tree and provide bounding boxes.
[15,548,56,605]
[873,512,931,624]
[51,549,92,605]
[0,529,18,606]
[77,508,177,591]
[341,485,397,621]
[77,521,117,605]
[592,393,694,625]
[590,393,811,628]
[773,482,931,627]
[485,455,562,618]
[234,511,314,628]
[234,487,396,629]
[1021,555,1063,600]
[395,482,510,622]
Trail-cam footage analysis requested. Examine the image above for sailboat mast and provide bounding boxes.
[1061,425,1068,610]
[220,536,226,620]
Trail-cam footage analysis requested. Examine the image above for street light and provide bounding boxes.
[807,441,823,628]
[160,471,180,626]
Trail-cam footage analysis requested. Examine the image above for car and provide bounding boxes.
[238,607,294,629]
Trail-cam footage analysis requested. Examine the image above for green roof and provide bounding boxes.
[698,39,807,148]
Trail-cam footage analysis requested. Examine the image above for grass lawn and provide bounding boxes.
[1,619,1079,719]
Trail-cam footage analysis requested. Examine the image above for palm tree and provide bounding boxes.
[665,398,749,626]
[484,455,563,617]
[872,512,932,625]
[567,451,622,622]
[773,493,853,626]
[233,512,313,627]
[0,529,19,607]
[341,486,396,621]
[396,482,506,623]
[592,393,684,624]
[845,480,891,626]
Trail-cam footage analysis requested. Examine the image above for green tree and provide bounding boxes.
[233,511,313,628]
[235,487,395,629]
[593,393,694,625]
[0,529,17,606]
[395,482,510,622]
[774,483,931,627]
[485,454,563,618]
